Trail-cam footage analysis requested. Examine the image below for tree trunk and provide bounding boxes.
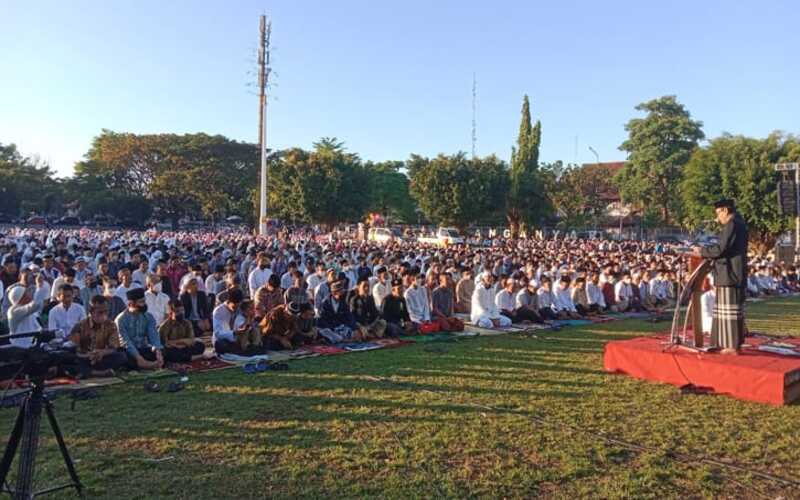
[507,211,521,239]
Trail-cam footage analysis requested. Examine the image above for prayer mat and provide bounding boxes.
[336,342,383,352]
[116,368,175,382]
[549,319,593,327]
[371,339,414,348]
[307,345,348,355]
[218,353,271,364]
[282,348,322,360]
[166,357,234,373]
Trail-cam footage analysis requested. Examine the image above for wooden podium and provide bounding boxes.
[687,254,705,348]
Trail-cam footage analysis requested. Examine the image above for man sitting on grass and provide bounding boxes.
[116,288,164,371]
[47,284,86,340]
[552,276,583,319]
[381,279,414,337]
[404,271,431,327]
[290,302,319,344]
[68,295,127,378]
[495,276,541,324]
[260,302,301,350]
[471,271,512,329]
[349,277,386,339]
[430,272,464,331]
[158,299,206,363]
[317,280,359,343]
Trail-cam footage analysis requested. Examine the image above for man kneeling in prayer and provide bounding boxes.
[470,271,512,329]
[261,302,303,350]
[68,295,127,378]
[158,299,206,363]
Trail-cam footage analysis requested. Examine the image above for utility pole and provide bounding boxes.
[471,72,477,159]
[258,15,272,236]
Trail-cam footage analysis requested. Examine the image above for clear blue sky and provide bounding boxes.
[2,0,798,177]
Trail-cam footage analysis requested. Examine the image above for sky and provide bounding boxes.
[2,0,799,177]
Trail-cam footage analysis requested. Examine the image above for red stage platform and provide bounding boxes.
[604,333,800,405]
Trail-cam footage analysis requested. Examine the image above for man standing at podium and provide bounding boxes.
[693,199,749,353]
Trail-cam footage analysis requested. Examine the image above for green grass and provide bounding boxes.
[3,297,800,499]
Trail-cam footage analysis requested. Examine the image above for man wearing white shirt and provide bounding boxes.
[51,268,78,300]
[6,277,49,347]
[280,261,298,290]
[404,274,430,324]
[248,253,272,298]
[495,277,540,323]
[47,285,86,339]
[131,260,149,289]
[587,273,607,312]
[614,273,634,312]
[340,259,358,291]
[114,268,140,303]
[205,265,227,298]
[306,263,326,292]
[553,276,582,319]
[371,267,391,311]
[470,271,511,328]
[212,289,244,353]
[536,277,559,321]
[144,274,170,327]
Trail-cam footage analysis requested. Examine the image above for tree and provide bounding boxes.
[681,132,800,252]
[76,131,259,223]
[267,139,372,227]
[617,95,704,225]
[408,152,508,230]
[507,95,548,236]
[364,161,417,224]
[0,142,61,217]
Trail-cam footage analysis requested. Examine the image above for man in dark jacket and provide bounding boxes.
[317,280,358,343]
[694,199,748,353]
[349,277,386,339]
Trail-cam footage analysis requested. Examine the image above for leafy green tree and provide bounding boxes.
[364,161,417,224]
[0,142,61,217]
[617,95,704,225]
[507,95,548,236]
[681,132,800,252]
[76,131,258,223]
[267,139,372,228]
[408,152,508,230]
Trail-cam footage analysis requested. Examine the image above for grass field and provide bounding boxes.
[2,297,800,499]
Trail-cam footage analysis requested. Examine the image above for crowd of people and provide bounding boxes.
[0,225,798,381]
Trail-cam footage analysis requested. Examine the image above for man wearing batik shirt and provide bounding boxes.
[69,295,127,378]
[158,300,206,363]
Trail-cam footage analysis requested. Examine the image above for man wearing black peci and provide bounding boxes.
[693,199,749,354]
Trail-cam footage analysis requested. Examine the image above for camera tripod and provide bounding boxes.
[0,375,84,499]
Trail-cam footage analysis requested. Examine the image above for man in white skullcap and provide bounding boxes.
[470,271,511,329]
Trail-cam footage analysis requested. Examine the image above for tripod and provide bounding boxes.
[0,375,84,499]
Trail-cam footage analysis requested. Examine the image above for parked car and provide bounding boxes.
[418,227,465,246]
[367,227,404,244]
